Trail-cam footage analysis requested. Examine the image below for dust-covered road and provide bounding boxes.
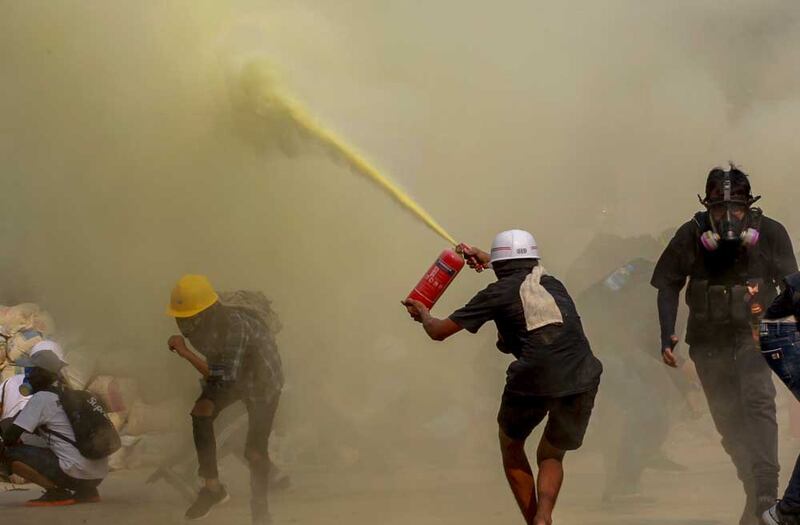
[3,415,797,525]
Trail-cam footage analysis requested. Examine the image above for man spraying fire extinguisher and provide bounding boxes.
[402,229,602,525]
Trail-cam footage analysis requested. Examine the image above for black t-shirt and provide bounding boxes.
[449,267,602,397]
[651,213,797,343]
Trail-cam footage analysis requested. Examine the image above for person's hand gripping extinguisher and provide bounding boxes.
[403,242,487,318]
[456,243,491,273]
[402,242,489,320]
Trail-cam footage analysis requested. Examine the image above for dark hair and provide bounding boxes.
[705,163,751,202]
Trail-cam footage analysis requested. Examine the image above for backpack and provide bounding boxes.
[44,387,121,460]
[218,290,282,335]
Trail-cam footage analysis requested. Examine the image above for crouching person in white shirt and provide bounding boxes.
[0,373,34,489]
[0,346,108,506]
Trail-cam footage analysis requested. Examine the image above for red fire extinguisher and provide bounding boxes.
[406,248,465,309]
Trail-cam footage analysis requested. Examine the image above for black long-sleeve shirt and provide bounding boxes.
[764,272,800,320]
[657,287,680,348]
[652,213,797,349]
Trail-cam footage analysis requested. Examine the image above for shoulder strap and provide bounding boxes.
[39,386,78,448]
[692,211,709,235]
[745,209,767,280]
[40,425,79,449]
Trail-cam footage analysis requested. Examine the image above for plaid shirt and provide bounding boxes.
[187,305,283,402]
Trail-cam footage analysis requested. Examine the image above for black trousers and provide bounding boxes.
[690,334,779,498]
[192,383,280,518]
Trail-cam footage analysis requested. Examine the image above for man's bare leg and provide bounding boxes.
[499,429,537,523]
[533,437,566,525]
[10,461,56,490]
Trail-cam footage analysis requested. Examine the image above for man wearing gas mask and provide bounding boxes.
[166,275,283,525]
[651,165,797,525]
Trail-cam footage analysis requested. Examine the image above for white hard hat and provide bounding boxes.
[490,229,540,263]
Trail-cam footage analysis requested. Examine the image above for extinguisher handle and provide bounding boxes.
[456,243,490,273]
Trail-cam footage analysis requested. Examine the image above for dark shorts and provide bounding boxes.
[497,386,597,449]
[4,445,102,491]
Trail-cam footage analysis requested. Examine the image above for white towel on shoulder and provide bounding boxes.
[519,266,564,331]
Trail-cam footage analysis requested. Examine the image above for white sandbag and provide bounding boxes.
[0,304,35,336]
[107,411,129,432]
[87,376,140,413]
[6,330,45,363]
[62,351,96,390]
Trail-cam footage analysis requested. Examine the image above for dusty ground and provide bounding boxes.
[0,415,796,525]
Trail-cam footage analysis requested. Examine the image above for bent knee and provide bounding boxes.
[191,399,215,418]
[537,436,567,463]
[9,460,36,478]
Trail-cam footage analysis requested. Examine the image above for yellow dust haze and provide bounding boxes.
[237,61,457,246]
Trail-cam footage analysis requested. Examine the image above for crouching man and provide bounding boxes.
[403,230,602,525]
[166,275,284,524]
[0,342,107,506]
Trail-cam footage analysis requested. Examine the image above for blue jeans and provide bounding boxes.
[760,321,800,514]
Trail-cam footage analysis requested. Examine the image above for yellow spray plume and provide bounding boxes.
[236,61,457,246]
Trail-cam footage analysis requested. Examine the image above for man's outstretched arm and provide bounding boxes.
[402,299,463,341]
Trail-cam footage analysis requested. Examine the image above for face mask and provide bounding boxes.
[712,203,747,241]
[699,174,760,251]
[176,315,203,337]
[18,367,34,396]
[19,367,57,395]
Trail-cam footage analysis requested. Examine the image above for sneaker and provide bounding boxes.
[25,489,76,507]
[758,495,779,516]
[185,486,230,521]
[73,486,101,503]
[269,469,291,492]
[252,500,272,525]
[763,502,800,525]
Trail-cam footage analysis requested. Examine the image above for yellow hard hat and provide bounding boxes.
[167,274,220,318]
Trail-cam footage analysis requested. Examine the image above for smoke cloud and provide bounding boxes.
[2,0,800,518]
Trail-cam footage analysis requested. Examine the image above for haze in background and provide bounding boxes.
[2,0,800,471]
